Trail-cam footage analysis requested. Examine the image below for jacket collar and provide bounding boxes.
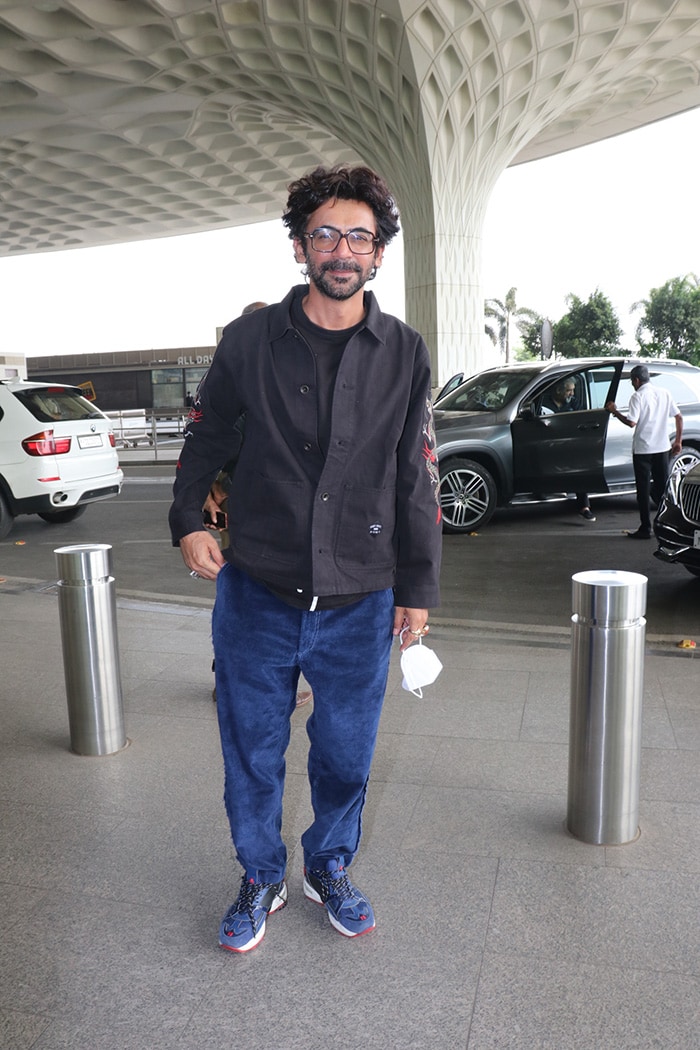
[270,284,386,345]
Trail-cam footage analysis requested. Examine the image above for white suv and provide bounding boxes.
[0,380,123,539]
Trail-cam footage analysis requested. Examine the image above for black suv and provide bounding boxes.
[654,461,700,577]
[434,357,700,532]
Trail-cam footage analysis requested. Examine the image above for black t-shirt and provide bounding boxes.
[290,295,363,456]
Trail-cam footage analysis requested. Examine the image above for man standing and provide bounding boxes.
[169,165,442,953]
[606,363,683,538]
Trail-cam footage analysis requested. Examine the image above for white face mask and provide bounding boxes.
[400,635,443,697]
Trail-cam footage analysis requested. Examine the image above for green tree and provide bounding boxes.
[485,287,539,363]
[553,289,622,358]
[632,274,700,364]
[516,314,546,360]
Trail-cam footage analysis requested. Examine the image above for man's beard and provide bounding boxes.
[305,256,374,301]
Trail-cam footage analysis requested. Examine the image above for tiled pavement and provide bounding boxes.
[1,580,699,1049]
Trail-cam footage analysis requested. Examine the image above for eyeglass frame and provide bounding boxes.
[302,225,380,255]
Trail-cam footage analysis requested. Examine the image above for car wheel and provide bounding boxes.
[671,446,700,474]
[0,491,14,540]
[38,506,87,525]
[439,458,497,532]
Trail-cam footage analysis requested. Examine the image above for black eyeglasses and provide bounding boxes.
[303,226,379,255]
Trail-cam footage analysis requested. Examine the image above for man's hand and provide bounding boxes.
[179,530,226,580]
[393,607,430,650]
[672,414,683,456]
[607,401,634,428]
[202,478,228,530]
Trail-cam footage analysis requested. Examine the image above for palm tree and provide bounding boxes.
[485,287,539,363]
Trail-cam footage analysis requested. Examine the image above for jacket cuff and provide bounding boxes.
[169,506,207,546]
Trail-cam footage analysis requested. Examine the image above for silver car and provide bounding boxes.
[434,357,700,532]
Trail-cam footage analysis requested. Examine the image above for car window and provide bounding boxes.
[437,369,539,411]
[616,370,700,410]
[533,364,617,415]
[434,372,464,403]
[585,365,619,409]
[538,375,585,414]
[13,387,104,423]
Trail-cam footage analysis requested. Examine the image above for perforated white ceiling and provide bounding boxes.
[2,0,699,258]
[3,1,699,379]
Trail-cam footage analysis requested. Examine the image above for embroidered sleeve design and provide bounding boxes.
[421,397,442,524]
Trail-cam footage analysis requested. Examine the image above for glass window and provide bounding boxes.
[539,375,582,414]
[152,368,186,411]
[617,369,700,410]
[585,365,618,409]
[533,365,618,414]
[649,373,699,406]
[151,368,182,386]
[184,367,208,405]
[14,386,103,423]
[439,369,539,412]
[185,367,208,389]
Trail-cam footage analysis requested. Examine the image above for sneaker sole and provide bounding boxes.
[219,884,287,953]
[303,876,375,938]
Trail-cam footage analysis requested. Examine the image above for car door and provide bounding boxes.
[510,361,623,495]
[433,372,464,404]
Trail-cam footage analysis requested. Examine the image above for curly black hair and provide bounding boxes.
[282,165,400,247]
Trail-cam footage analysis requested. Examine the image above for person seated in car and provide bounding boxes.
[539,379,596,522]
[541,378,577,414]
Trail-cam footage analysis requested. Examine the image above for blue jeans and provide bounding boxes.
[212,563,395,884]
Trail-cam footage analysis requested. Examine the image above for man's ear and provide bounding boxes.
[292,237,306,265]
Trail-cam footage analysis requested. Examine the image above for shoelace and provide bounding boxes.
[316,868,357,905]
[233,877,267,922]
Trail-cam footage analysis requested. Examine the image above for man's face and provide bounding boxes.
[557,383,575,403]
[293,198,384,302]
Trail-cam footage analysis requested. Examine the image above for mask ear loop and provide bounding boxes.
[399,626,423,646]
[399,628,424,697]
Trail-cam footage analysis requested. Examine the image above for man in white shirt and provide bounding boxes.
[606,363,683,538]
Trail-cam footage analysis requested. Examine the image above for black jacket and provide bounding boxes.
[169,286,442,608]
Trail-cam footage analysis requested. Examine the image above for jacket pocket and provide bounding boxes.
[229,469,305,564]
[335,484,397,568]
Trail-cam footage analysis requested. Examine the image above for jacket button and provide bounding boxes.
[320,492,329,501]
[300,384,309,394]
[303,442,312,452]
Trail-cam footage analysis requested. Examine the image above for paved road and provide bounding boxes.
[2,461,699,641]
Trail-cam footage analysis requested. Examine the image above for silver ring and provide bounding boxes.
[189,570,201,579]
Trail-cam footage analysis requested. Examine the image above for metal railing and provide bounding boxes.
[106,410,188,448]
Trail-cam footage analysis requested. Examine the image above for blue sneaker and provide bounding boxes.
[303,859,375,938]
[219,875,287,953]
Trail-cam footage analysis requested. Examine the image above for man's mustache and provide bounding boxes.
[319,260,361,274]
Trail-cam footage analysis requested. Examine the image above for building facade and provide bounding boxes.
[27,347,215,413]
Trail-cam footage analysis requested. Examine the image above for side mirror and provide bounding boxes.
[519,402,537,420]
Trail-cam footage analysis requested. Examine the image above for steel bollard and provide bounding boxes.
[55,544,127,756]
[567,569,647,845]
